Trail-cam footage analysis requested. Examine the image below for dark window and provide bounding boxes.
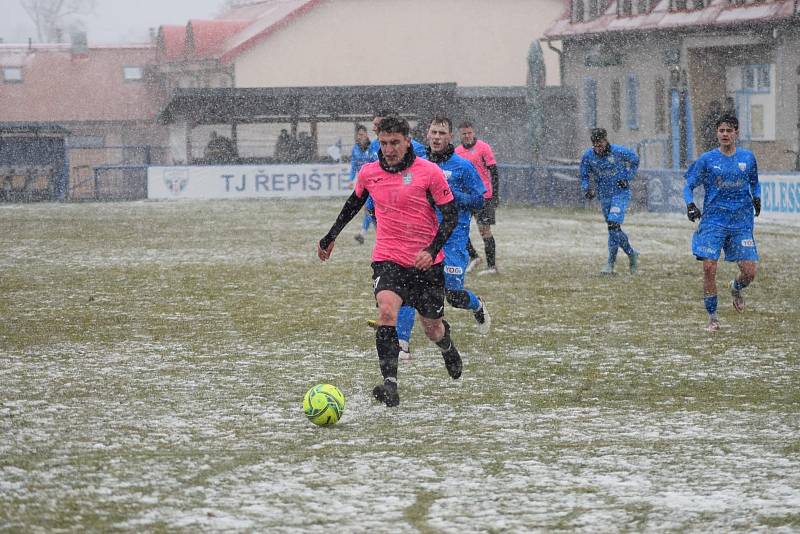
[573,0,585,22]
[655,78,666,133]
[611,80,622,131]
[627,74,640,130]
[585,78,598,129]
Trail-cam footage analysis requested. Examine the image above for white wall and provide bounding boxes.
[233,0,563,88]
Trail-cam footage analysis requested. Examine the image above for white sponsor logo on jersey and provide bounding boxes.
[444,265,463,275]
[609,206,621,214]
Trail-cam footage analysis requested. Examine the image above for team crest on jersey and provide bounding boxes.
[402,172,413,185]
[607,156,615,164]
[738,162,747,172]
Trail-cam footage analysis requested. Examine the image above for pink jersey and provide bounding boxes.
[355,157,454,268]
[455,140,497,199]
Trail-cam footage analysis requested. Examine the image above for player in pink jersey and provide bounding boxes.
[455,120,500,275]
[317,116,464,407]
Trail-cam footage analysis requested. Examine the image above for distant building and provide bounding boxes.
[544,0,800,170]
[153,0,566,165]
[0,38,167,198]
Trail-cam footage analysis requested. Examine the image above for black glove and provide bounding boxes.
[753,197,761,217]
[687,202,701,222]
[617,179,629,189]
[584,189,595,200]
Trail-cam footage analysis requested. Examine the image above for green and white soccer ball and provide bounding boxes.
[303,384,345,426]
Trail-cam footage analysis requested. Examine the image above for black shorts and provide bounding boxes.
[473,200,496,226]
[371,261,445,319]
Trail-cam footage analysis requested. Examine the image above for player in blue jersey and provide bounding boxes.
[580,128,641,275]
[395,115,490,359]
[355,111,427,244]
[350,125,374,244]
[683,114,761,332]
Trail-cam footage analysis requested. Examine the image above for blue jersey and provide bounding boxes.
[580,144,640,199]
[368,138,427,162]
[349,142,372,180]
[434,150,486,227]
[683,147,760,230]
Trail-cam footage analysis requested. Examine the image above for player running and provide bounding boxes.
[456,120,501,275]
[580,127,640,275]
[318,116,463,407]
[684,114,761,332]
[395,115,491,358]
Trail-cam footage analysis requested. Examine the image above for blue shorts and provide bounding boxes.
[692,223,759,262]
[600,191,631,225]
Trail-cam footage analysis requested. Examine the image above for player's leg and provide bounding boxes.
[609,193,639,273]
[601,204,617,274]
[395,305,415,360]
[413,263,463,379]
[725,228,759,312]
[476,203,498,275]
[692,224,724,331]
[370,262,404,406]
[443,239,490,334]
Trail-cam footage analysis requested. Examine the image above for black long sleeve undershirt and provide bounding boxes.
[424,199,458,259]
[488,164,500,199]
[319,191,367,250]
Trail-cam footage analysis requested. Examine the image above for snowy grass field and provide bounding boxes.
[2,198,799,532]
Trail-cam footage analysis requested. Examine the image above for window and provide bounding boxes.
[655,77,666,133]
[584,77,598,129]
[741,64,770,93]
[123,66,143,81]
[3,66,22,83]
[619,0,632,15]
[611,80,621,131]
[573,0,585,22]
[626,74,639,130]
[671,0,687,9]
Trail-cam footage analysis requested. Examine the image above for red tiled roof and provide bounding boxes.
[544,0,795,39]
[156,25,187,62]
[0,45,162,122]
[186,19,250,59]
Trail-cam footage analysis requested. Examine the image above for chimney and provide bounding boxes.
[70,31,88,58]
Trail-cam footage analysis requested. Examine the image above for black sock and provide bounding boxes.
[466,238,479,260]
[445,289,471,309]
[375,325,399,380]
[484,236,496,268]
[434,320,454,352]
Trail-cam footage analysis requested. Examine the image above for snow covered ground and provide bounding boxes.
[2,199,798,532]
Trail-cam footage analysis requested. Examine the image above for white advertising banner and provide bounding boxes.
[147,164,352,199]
[759,174,800,223]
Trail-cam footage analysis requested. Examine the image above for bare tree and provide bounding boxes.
[20,0,96,43]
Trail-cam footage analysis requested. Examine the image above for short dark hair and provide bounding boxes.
[355,124,367,132]
[715,114,739,130]
[378,116,410,137]
[429,114,452,133]
[458,120,474,130]
[590,128,607,143]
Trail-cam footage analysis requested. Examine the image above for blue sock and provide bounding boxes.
[608,231,619,263]
[361,213,371,232]
[704,295,718,316]
[396,305,415,344]
[466,291,480,311]
[615,228,634,255]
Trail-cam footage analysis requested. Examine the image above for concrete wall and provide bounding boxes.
[233,0,563,88]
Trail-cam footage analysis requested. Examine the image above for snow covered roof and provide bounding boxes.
[544,0,796,39]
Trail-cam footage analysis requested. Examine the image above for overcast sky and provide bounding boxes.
[0,0,225,44]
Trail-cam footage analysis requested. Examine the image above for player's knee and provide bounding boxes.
[479,226,492,238]
[375,303,397,325]
[740,262,757,282]
[445,289,471,309]
[422,321,443,342]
